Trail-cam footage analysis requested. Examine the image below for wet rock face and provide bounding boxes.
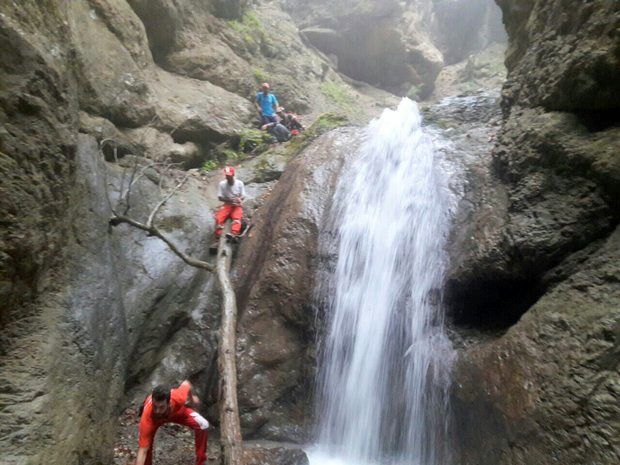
[446,1,619,327]
[452,228,620,465]
[0,1,371,462]
[0,2,78,322]
[447,2,620,464]
[288,0,443,96]
[233,128,363,441]
[496,0,620,111]
[1,133,223,465]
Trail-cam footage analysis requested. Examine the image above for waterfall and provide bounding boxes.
[309,99,456,465]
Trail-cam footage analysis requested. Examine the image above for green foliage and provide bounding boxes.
[240,11,262,30]
[307,113,350,137]
[407,84,422,100]
[227,11,262,34]
[239,129,271,154]
[320,81,355,110]
[252,68,270,84]
[222,149,243,161]
[282,112,350,157]
[228,10,267,53]
[202,159,219,172]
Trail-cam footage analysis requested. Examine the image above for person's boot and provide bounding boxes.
[225,233,239,244]
[209,240,219,254]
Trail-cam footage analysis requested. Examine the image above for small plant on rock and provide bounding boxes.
[320,81,355,111]
[202,159,219,172]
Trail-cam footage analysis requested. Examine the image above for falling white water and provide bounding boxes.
[309,99,456,465]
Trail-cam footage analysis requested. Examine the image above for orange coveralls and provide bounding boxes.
[138,381,209,465]
[215,204,243,236]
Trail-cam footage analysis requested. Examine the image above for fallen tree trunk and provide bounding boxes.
[216,224,244,465]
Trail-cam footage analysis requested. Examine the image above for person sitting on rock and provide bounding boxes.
[261,120,291,142]
[135,381,209,465]
[255,82,279,125]
[276,107,304,134]
[213,166,246,246]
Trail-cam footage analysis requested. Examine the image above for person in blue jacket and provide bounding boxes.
[254,82,279,125]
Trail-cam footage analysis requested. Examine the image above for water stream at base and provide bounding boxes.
[309,99,456,465]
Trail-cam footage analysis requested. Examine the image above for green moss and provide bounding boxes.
[252,68,270,84]
[307,113,350,136]
[320,81,355,110]
[407,84,422,100]
[228,10,266,52]
[239,129,271,154]
[222,149,243,161]
[241,11,262,30]
[202,159,219,172]
[281,112,350,158]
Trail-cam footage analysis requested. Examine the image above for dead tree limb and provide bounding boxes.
[109,215,215,272]
[217,223,244,465]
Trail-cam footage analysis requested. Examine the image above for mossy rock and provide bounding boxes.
[320,81,355,111]
[281,112,350,158]
[239,129,272,154]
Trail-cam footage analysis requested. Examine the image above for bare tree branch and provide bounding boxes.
[109,215,215,272]
[122,157,141,215]
[146,172,190,227]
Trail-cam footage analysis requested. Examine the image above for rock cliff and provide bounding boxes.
[447,2,619,464]
[284,0,505,97]
[0,0,353,463]
[234,127,362,441]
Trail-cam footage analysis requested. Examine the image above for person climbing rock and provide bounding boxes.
[213,166,246,247]
[276,107,304,134]
[255,82,279,125]
[261,120,291,142]
[134,381,209,465]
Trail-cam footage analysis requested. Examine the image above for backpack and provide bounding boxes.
[270,123,291,142]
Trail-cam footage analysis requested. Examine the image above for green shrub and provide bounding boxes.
[282,112,350,157]
[202,159,219,172]
[228,10,266,53]
[252,68,270,84]
[223,149,243,162]
[239,129,271,154]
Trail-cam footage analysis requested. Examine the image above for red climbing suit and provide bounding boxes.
[138,381,209,465]
[215,204,243,236]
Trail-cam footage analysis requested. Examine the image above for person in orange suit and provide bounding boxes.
[214,166,246,244]
[135,381,209,465]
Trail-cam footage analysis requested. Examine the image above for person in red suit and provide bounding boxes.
[135,381,209,465]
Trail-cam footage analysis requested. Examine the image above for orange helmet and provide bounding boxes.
[223,166,235,176]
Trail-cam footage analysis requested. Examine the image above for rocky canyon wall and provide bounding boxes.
[0,1,345,463]
[2,1,618,464]
[284,0,505,97]
[448,1,619,464]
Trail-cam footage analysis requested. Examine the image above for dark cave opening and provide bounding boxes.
[445,276,545,332]
[573,109,620,132]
